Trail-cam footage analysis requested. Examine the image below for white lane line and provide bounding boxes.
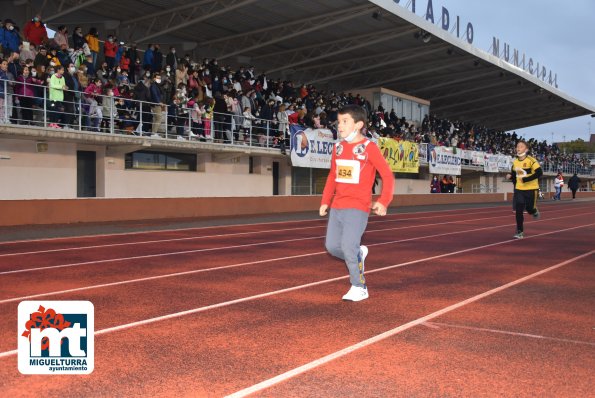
[1,219,521,303]
[0,208,503,258]
[224,249,595,398]
[0,211,524,275]
[425,322,595,347]
[0,204,512,246]
[0,209,592,278]
[0,218,519,303]
[1,222,591,360]
[2,202,588,258]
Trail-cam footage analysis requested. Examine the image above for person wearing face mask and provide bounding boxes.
[82,54,95,78]
[152,44,163,74]
[143,43,154,71]
[319,104,394,302]
[125,43,138,83]
[62,63,80,128]
[84,78,103,131]
[53,25,68,49]
[84,27,99,67]
[506,140,542,239]
[15,65,43,124]
[166,47,177,72]
[0,59,12,123]
[119,51,130,74]
[72,26,86,50]
[176,63,189,88]
[76,65,89,89]
[430,175,441,193]
[103,35,118,70]
[149,74,165,135]
[48,65,68,128]
[1,19,22,53]
[24,15,49,46]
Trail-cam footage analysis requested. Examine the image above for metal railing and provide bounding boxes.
[470,184,497,193]
[1,78,593,175]
[0,78,287,151]
[540,161,593,176]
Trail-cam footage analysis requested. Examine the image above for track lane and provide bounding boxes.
[1,225,591,396]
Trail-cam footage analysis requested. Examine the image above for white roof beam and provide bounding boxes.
[125,0,215,25]
[266,27,417,74]
[308,46,447,85]
[214,4,376,60]
[44,0,102,22]
[201,4,373,47]
[134,0,258,44]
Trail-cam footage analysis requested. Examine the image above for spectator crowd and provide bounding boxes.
[0,15,592,173]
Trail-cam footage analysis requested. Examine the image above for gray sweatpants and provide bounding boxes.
[325,208,369,288]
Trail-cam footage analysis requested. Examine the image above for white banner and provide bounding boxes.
[290,126,335,169]
[497,155,513,172]
[471,151,485,166]
[484,154,500,172]
[429,145,461,175]
[483,154,513,173]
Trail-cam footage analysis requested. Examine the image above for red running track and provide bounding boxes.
[0,200,594,397]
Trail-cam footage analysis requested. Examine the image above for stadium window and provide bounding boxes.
[249,156,254,174]
[125,150,197,171]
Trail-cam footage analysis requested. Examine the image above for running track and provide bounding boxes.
[1,200,593,397]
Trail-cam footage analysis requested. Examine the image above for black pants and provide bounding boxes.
[571,189,577,199]
[49,101,66,125]
[213,114,226,141]
[19,96,34,123]
[514,189,538,232]
[63,99,76,126]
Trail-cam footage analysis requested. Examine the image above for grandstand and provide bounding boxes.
[1,0,594,224]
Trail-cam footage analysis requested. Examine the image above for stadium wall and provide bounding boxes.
[0,137,291,199]
[3,192,594,226]
[0,193,510,226]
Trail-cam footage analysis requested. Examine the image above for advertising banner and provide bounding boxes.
[428,145,461,175]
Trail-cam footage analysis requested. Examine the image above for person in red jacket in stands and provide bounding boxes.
[103,35,118,71]
[23,14,48,46]
[320,104,394,302]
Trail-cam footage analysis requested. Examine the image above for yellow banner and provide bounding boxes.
[378,138,419,173]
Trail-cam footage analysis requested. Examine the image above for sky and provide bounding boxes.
[406,0,595,144]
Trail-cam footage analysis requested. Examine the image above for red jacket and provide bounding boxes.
[119,55,130,71]
[104,41,118,58]
[23,21,48,46]
[322,138,394,213]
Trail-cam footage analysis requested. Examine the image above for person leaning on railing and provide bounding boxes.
[15,65,43,125]
[83,77,103,131]
[47,65,67,128]
[0,59,9,123]
[149,73,165,135]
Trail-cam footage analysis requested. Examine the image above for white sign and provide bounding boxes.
[289,126,335,169]
[429,145,461,175]
[483,154,513,173]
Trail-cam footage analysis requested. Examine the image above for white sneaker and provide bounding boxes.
[342,285,369,302]
[359,245,368,274]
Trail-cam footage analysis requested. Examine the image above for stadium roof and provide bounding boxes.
[12,0,595,131]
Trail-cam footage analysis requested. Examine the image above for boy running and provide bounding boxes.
[320,105,394,301]
[507,140,542,239]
